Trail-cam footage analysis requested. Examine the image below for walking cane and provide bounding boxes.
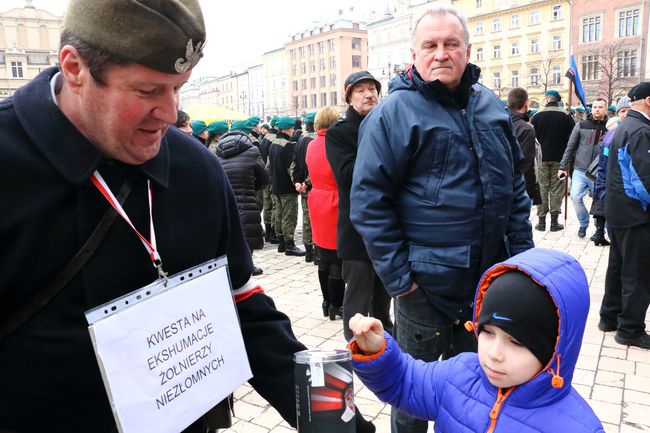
[564,175,569,227]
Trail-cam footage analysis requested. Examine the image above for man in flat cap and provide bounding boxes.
[348,7,533,432]
[599,82,650,350]
[0,1,375,432]
[559,97,608,238]
[531,89,576,232]
[325,70,393,335]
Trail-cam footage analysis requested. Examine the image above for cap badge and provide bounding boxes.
[175,39,204,73]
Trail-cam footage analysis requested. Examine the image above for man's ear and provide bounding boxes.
[59,45,88,93]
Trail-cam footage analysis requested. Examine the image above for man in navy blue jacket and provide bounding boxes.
[350,6,533,432]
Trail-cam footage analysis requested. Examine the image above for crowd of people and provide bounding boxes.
[1,1,648,432]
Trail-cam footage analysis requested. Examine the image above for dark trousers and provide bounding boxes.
[341,259,393,341]
[391,289,477,433]
[600,224,650,338]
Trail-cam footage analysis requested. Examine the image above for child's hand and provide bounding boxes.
[349,313,385,354]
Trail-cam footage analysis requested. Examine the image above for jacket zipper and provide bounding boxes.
[485,387,514,433]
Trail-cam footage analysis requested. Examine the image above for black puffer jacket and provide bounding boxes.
[215,131,270,250]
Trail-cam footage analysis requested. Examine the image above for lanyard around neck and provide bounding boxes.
[90,170,168,283]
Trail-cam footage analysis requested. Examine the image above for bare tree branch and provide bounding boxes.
[583,40,639,104]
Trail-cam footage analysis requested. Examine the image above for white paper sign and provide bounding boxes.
[86,258,252,433]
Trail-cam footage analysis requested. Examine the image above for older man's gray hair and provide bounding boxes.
[411,6,470,46]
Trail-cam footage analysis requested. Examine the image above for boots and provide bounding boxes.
[318,269,330,317]
[591,217,610,246]
[277,237,286,253]
[328,277,345,321]
[534,217,546,231]
[284,239,306,256]
[268,227,279,244]
[550,214,564,232]
[305,244,314,263]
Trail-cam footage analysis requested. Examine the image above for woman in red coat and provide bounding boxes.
[305,107,344,320]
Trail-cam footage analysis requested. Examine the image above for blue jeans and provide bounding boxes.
[570,169,594,228]
[390,289,477,433]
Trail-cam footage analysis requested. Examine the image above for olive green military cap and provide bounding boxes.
[64,0,206,74]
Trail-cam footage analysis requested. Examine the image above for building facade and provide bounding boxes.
[0,2,62,100]
[286,19,369,116]
[452,0,571,108]
[262,47,290,121]
[247,64,264,118]
[571,0,645,104]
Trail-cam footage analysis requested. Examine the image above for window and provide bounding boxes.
[511,14,519,28]
[319,41,326,53]
[311,94,317,107]
[492,18,501,32]
[310,60,316,73]
[302,95,308,108]
[530,10,540,25]
[552,65,561,84]
[552,35,561,51]
[476,47,483,61]
[476,0,482,6]
[293,96,299,110]
[310,77,316,88]
[582,16,601,42]
[302,79,307,90]
[493,72,501,89]
[352,38,361,50]
[581,55,599,80]
[552,5,562,20]
[619,9,640,37]
[331,91,338,106]
[11,61,23,78]
[293,80,298,91]
[511,70,519,87]
[330,56,336,68]
[530,38,539,53]
[530,67,539,86]
[0,52,5,64]
[320,58,326,70]
[511,42,519,56]
[320,76,327,87]
[308,44,315,56]
[617,49,637,77]
[330,74,337,86]
[299,47,305,58]
[475,21,483,34]
[328,38,336,51]
[352,55,361,68]
[321,93,327,106]
[290,49,296,60]
[292,64,298,75]
[301,62,306,74]
[493,45,501,59]
[353,23,360,30]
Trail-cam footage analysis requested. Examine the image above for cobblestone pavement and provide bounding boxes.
[222,202,650,433]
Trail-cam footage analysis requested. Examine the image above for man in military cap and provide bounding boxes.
[269,117,306,256]
[292,112,318,263]
[0,1,375,432]
[531,89,575,232]
[325,70,393,336]
[261,117,279,243]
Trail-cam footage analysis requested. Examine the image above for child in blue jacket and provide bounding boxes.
[349,248,604,433]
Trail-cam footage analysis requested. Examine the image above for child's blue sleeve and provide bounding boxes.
[351,332,450,421]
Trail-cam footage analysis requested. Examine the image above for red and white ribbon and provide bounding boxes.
[90,170,166,280]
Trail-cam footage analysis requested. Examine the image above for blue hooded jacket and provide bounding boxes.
[350,65,533,318]
[351,248,604,433]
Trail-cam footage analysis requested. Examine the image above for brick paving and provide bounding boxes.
[222,202,650,433]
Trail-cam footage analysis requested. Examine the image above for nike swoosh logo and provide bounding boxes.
[492,313,513,322]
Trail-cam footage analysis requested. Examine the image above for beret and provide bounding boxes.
[207,121,229,135]
[275,117,296,130]
[191,120,207,135]
[304,112,316,123]
[64,0,206,74]
[544,90,561,101]
[247,116,261,126]
[231,120,253,135]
